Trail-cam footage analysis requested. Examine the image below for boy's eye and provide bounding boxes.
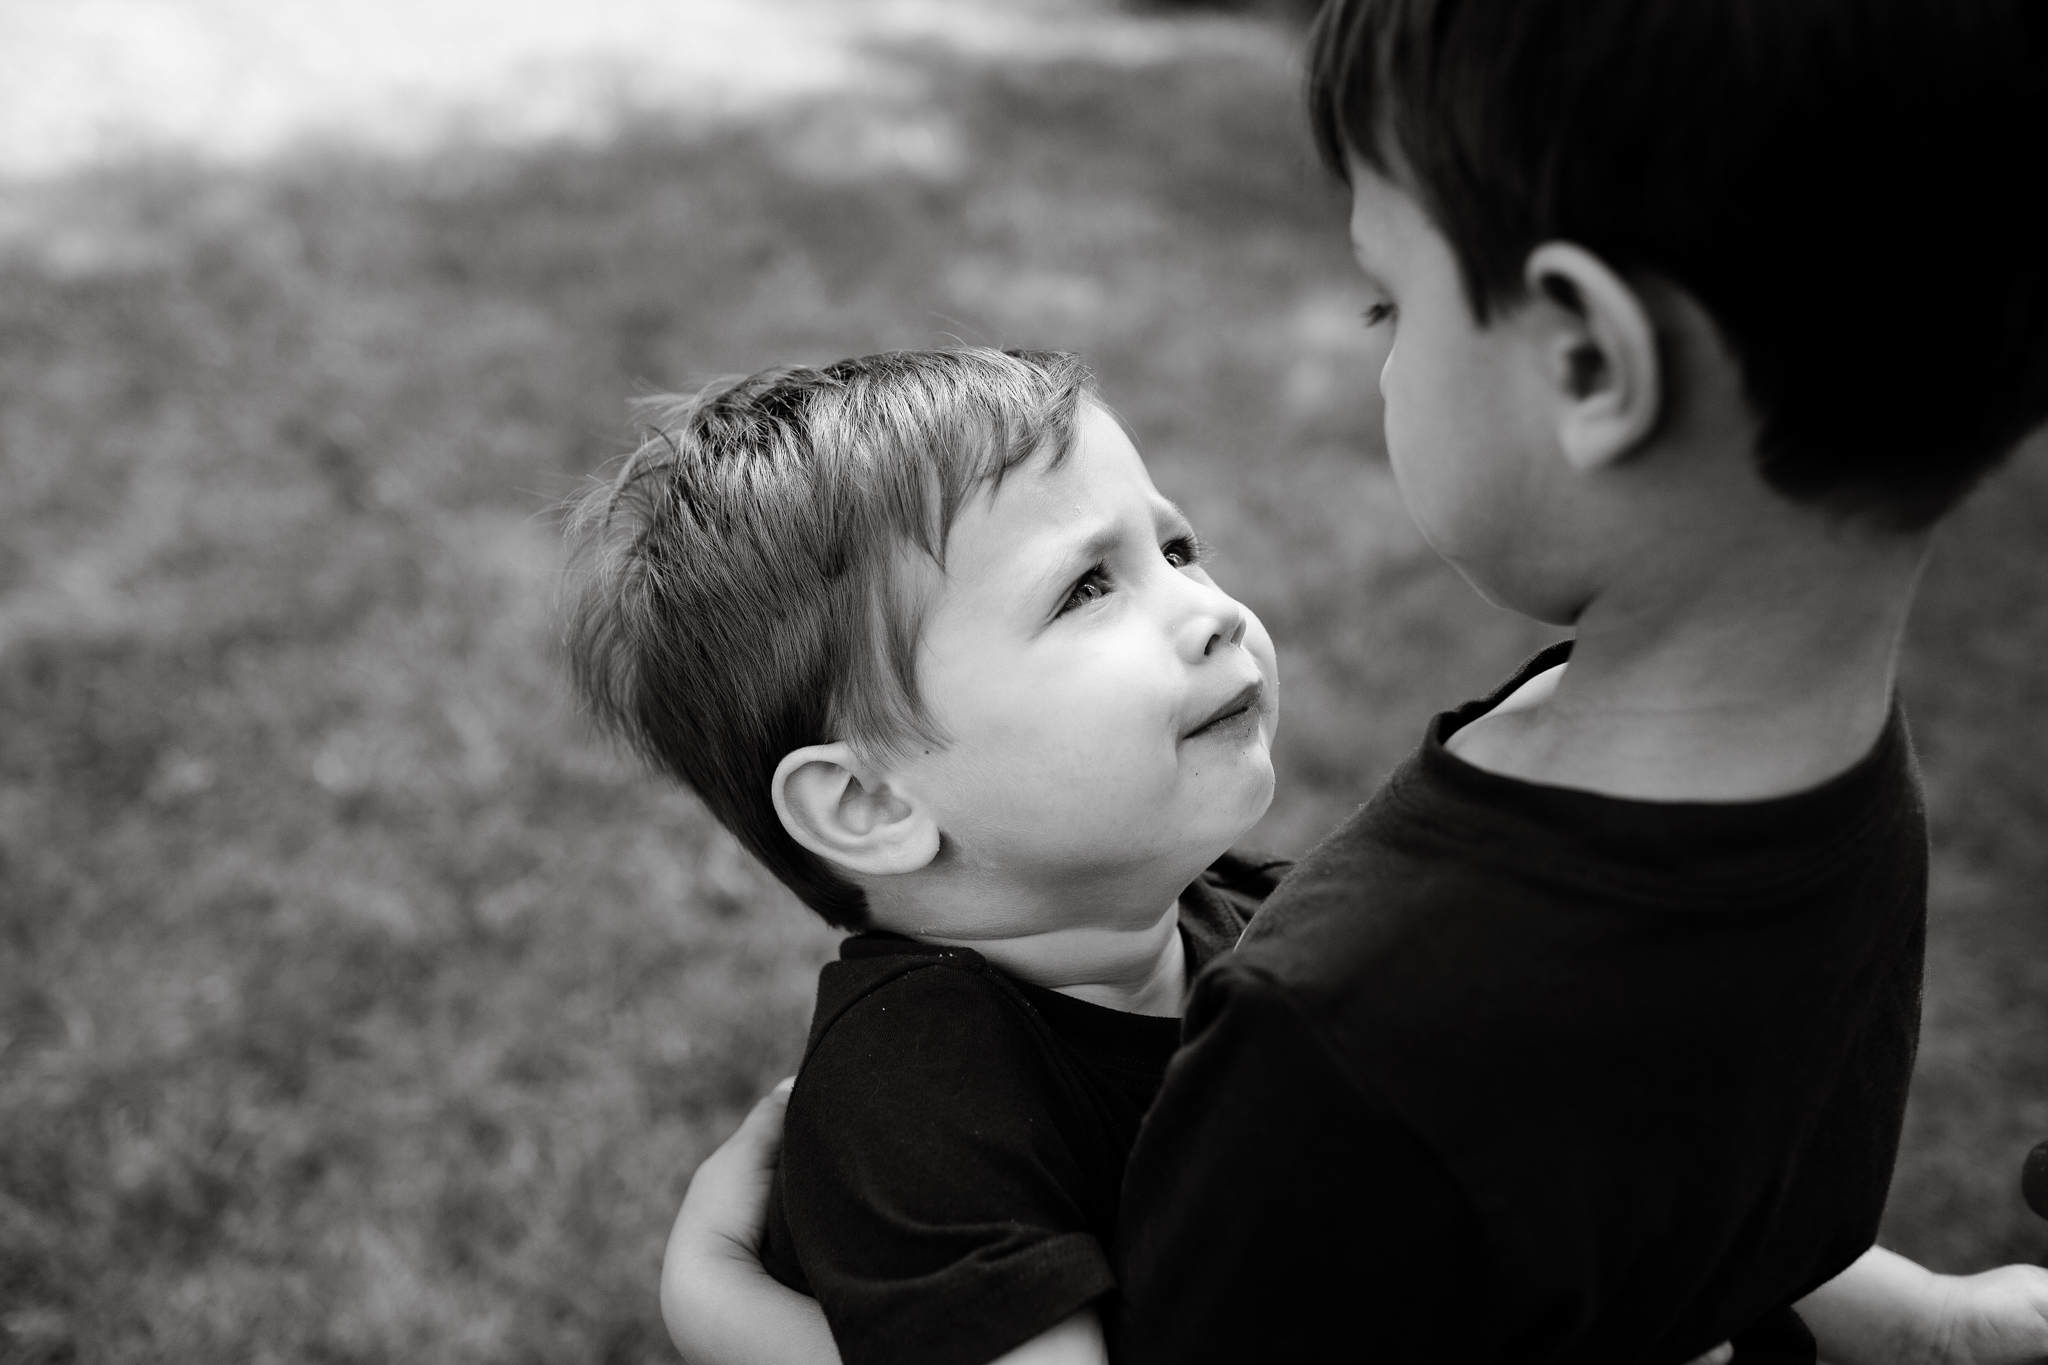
[1161,535,1206,570]
[1058,565,1111,615]
[1361,301,1397,327]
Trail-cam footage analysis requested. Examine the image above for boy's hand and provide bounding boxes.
[666,1076,791,1271]
[1804,1248,2048,1365]
[661,1078,843,1365]
[1927,1263,2048,1365]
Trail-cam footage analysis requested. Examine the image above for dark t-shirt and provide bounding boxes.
[761,854,1284,1365]
[1114,642,1927,1365]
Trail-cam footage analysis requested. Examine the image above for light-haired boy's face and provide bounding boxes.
[1348,158,1568,613]
[889,403,1279,930]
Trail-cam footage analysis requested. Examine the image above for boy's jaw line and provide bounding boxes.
[855,810,1254,1019]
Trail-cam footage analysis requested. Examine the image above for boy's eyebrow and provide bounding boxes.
[1028,499,1195,604]
[1350,238,1385,281]
[1030,522,1124,603]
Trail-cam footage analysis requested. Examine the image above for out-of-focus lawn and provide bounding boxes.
[0,17,2042,1364]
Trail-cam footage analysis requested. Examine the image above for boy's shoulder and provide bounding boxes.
[771,939,1123,1365]
[1231,642,1924,1014]
[789,935,1133,1140]
[787,853,1282,1141]
[797,936,1043,1086]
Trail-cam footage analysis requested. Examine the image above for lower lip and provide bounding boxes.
[1186,702,1260,742]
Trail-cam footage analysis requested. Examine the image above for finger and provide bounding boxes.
[693,1076,793,1188]
[670,1084,792,1257]
[729,1077,794,1160]
[1682,1344,1733,1365]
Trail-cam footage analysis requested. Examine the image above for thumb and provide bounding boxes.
[724,1076,795,1179]
[669,1076,797,1268]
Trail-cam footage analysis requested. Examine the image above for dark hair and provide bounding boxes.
[1307,0,2048,529]
[563,348,1093,928]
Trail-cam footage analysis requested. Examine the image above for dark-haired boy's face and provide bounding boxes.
[878,404,1279,936]
[1347,159,1571,608]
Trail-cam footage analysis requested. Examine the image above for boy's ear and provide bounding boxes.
[771,743,940,880]
[1524,242,1662,472]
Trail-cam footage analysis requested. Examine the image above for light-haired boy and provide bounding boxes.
[567,348,1287,1365]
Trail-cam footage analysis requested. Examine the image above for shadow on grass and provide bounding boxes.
[0,20,2041,1363]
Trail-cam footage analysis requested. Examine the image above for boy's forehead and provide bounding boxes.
[1346,157,1428,273]
[941,408,1165,583]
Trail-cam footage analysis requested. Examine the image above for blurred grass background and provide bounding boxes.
[1,3,2043,1361]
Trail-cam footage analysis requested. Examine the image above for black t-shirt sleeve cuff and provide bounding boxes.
[830,1230,1113,1365]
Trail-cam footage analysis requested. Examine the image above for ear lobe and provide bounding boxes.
[1526,242,1662,472]
[771,743,940,879]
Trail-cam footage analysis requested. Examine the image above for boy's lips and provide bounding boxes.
[1184,679,1265,740]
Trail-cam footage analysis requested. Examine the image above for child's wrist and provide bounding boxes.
[1900,1270,1961,1365]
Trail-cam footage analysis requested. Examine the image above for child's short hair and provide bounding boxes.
[564,348,1093,928]
[1308,0,2048,529]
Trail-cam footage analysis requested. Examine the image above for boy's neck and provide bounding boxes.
[1449,523,1930,803]
[974,907,1188,1017]
[870,884,1190,1018]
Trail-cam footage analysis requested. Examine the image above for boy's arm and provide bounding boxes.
[662,1083,1106,1365]
[1798,1246,2048,1365]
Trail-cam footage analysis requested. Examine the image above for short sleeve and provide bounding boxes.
[1113,964,1503,1364]
[778,963,1115,1365]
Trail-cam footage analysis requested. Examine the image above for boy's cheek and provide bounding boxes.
[1378,367,1429,476]
[1381,417,1440,523]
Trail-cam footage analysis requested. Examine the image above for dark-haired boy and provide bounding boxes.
[1110,0,2048,1361]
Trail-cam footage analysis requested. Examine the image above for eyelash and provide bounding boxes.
[1362,302,1397,327]
[1056,535,1208,616]
[1162,534,1205,570]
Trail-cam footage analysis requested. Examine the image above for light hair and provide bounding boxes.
[563,348,1094,926]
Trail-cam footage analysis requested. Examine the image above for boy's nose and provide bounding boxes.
[1204,607,1248,656]
[1182,587,1248,660]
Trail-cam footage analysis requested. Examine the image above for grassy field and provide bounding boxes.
[2,13,2044,1363]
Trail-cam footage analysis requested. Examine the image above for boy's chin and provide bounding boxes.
[1450,556,1587,627]
[1188,772,1277,859]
